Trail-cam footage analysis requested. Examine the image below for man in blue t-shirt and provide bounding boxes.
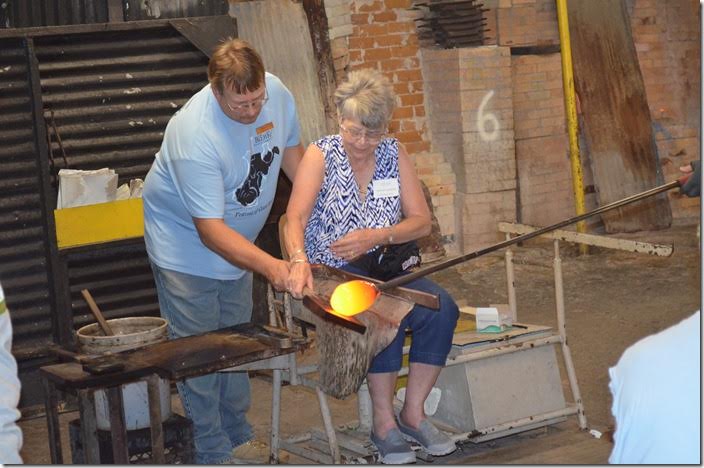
[143,38,303,464]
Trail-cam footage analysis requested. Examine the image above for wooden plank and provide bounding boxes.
[498,222,674,256]
[301,0,338,133]
[169,15,237,59]
[567,0,671,232]
[40,323,307,389]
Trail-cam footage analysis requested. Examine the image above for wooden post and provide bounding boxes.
[146,375,165,463]
[42,378,63,464]
[78,390,101,464]
[107,386,130,463]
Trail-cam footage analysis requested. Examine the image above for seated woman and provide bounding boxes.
[284,68,459,464]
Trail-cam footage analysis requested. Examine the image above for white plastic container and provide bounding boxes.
[77,317,172,430]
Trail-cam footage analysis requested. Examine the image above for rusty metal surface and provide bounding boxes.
[123,0,228,22]
[41,323,307,389]
[0,0,110,29]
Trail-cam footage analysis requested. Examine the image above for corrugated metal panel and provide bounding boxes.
[34,25,210,333]
[0,24,212,364]
[0,0,110,28]
[0,38,55,356]
[124,0,228,21]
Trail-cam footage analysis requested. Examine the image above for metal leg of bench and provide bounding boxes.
[553,240,588,429]
[316,386,341,464]
[270,368,282,464]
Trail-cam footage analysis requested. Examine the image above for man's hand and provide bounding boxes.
[265,258,291,292]
[679,160,701,197]
[286,262,314,299]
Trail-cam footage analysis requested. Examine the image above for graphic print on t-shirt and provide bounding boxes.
[235,146,279,206]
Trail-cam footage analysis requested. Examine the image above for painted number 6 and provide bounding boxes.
[477,90,499,141]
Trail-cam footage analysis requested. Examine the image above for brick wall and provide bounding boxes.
[496,0,560,47]
[630,0,701,224]
[422,46,517,251]
[326,0,699,253]
[512,54,575,228]
[343,0,459,251]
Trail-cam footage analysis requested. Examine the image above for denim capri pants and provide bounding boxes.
[340,264,460,373]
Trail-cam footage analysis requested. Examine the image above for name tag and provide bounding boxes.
[372,178,399,198]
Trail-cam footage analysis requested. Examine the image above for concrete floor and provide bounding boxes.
[17,223,700,464]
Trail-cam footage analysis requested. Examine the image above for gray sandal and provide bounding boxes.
[397,419,457,456]
[370,427,417,464]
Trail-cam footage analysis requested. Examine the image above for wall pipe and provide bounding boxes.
[555,0,588,255]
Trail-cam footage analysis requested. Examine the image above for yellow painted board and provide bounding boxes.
[54,198,144,249]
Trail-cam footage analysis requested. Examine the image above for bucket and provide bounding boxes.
[77,317,172,431]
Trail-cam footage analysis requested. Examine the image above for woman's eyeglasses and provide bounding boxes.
[340,124,386,144]
[226,90,269,112]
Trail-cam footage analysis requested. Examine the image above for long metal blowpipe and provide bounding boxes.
[329,179,681,315]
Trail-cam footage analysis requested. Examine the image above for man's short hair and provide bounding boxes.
[208,38,265,95]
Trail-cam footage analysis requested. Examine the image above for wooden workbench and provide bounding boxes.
[40,323,308,464]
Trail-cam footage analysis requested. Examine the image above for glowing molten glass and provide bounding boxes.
[329,280,379,316]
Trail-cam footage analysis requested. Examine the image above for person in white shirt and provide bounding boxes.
[0,283,22,464]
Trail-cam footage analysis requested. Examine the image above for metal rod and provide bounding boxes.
[553,242,588,429]
[378,180,680,292]
[316,386,341,464]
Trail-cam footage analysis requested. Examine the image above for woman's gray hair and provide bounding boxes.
[334,69,397,130]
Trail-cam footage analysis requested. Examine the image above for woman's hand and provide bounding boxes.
[287,261,314,299]
[330,228,379,261]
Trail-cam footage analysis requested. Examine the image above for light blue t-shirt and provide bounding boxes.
[143,73,300,279]
[608,310,701,464]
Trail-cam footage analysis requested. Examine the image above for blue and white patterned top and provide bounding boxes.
[304,135,402,267]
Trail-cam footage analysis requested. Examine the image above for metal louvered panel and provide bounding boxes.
[35,27,209,185]
[0,38,56,357]
[35,25,211,343]
[0,20,231,371]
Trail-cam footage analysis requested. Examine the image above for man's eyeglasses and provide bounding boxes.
[226,90,269,112]
[340,124,386,144]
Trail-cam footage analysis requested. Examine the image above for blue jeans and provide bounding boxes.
[340,264,459,373]
[150,263,254,464]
